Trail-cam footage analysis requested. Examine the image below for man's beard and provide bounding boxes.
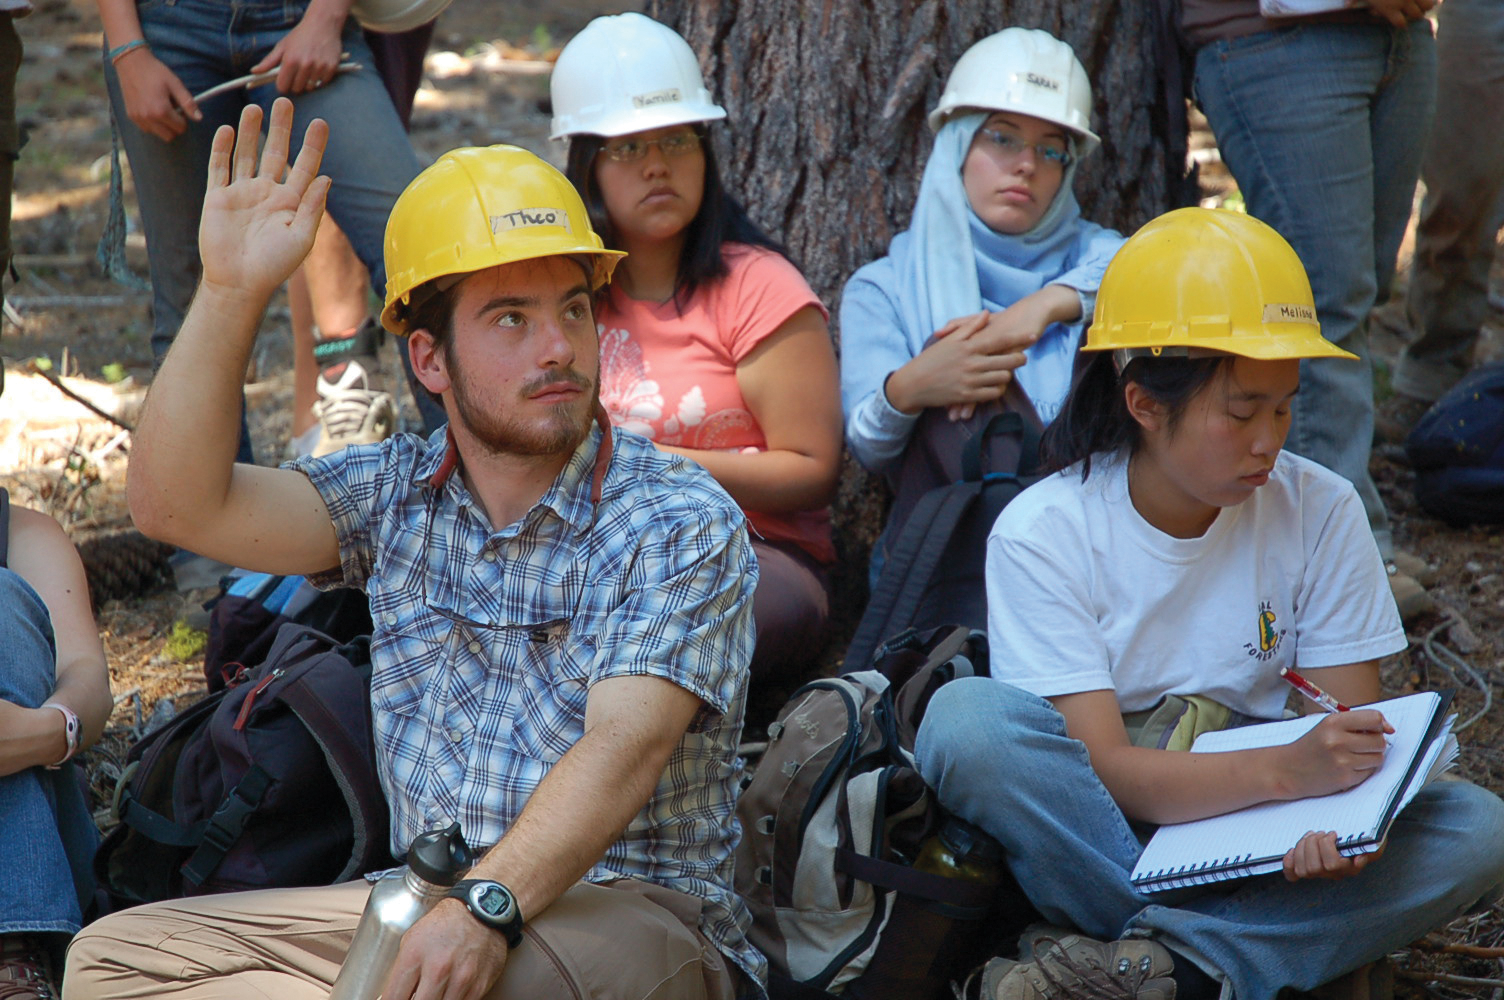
[448,354,598,459]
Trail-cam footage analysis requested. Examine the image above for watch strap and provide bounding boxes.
[447,879,524,948]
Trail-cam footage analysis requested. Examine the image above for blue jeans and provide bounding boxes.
[103,0,436,445]
[916,679,1504,1000]
[1193,21,1437,560]
[0,570,98,939]
[1392,0,1504,402]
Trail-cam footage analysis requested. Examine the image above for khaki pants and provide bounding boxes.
[64,879,744,1000]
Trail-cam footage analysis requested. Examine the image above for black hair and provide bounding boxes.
[1040,352,1237,478]
[564,125,790,308]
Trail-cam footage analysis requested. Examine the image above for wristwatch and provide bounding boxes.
[446,879,524,948]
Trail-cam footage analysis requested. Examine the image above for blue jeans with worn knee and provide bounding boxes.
[0,569,98,938]
[103,0,442,444]
[916,678,1504,1000]
[1193,21,1437,560]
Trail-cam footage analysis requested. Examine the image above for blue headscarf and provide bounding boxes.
[884,112,1120,423]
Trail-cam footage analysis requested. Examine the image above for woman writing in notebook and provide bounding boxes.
[552,13,841,687]
[916,209,1504,1000]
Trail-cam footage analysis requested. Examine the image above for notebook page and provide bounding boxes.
[1131,691,1443,887]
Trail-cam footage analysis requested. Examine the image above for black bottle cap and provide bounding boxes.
[406,822,472,886]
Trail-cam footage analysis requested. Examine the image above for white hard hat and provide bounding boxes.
[350,0,451,33]
[928,28,1099,155]
[549,12,727,140]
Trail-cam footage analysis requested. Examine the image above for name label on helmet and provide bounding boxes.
[1262,303,1317,324]
[632,87,684,109]
[1024,72,1061,92]
[491,208,571,234]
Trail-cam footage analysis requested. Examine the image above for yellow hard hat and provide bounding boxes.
[381,145,625,336]
[1086,207,1356,361]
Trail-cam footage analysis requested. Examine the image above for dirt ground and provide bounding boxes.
[6,1,1504,995]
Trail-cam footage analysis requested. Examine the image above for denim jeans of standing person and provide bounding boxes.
[1193,20,1437,560]
[915,678,1504,1000]
[103,0,436,453]
[0,570,98,950]
[1392,0,1504,403]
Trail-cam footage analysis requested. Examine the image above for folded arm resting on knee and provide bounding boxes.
[382,675,705,1000]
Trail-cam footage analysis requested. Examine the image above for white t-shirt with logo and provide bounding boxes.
[987,449,1406,718]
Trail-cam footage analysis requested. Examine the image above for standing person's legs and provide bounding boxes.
[917,679,1504,1000]
[252,24,443,433]
[748,540,830,688]
[64,879,741,999]
[103,0,257,462]
[1194,23,1436,561]
[1393,0,1504,402]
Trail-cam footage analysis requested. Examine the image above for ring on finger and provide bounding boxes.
[311,78,324,87]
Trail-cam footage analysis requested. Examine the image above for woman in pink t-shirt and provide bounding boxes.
[551,13,842,685]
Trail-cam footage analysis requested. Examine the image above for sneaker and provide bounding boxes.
[311,358,396,457]
[0,935,58,1000]
[962,927,1176,1000]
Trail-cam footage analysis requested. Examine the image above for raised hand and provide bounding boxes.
[198,98,331,305]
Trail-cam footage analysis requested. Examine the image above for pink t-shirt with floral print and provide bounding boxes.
[597,243,834,563]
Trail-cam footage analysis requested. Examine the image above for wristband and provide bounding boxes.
[107,39,148,64]
[42,702,81,769]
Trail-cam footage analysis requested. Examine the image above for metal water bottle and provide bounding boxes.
[328,822,472,1000]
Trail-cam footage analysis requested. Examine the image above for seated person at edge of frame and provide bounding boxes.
[839,27,1124,579]
[0,400,113,1000]
[915,208,1504,1000]
[65,98,764,1000]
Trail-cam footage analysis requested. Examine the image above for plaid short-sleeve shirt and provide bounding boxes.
[286,423,764,989]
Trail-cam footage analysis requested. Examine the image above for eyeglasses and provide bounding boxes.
[977,128,1073,169]
[598,128,703,163]
[418,486,594,645]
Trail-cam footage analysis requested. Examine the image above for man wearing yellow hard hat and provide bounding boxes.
[69,98,762,1000]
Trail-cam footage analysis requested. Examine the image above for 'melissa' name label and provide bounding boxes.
[1262,303,1317,324]
[491,208,570,233]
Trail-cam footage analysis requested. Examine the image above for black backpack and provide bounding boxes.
[738,625,1036,1000]
[203,570,373,690]
[845,411,1044,671]
[94,623,392,908]
[1406,361,1504,525]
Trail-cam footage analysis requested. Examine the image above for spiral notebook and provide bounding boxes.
[1131,690,1458,893]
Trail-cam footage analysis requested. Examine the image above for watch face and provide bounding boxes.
[472,883,514,921]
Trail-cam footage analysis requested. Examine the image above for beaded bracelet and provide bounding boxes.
[107,38,148,64]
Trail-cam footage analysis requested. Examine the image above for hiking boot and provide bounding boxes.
[962,927,1176,1000]
[311,358,396,457]
[0,935,58,1000]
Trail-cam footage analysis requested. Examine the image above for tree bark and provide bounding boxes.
[647,0,1191,639]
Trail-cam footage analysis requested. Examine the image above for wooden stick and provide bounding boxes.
[1395,968,1504,988]
[26,361,136,433]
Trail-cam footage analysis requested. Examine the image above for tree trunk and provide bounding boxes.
[647,0,1191,641]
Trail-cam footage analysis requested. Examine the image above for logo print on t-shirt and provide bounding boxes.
[1243,601,1287,662]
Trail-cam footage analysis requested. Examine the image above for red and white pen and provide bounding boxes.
[1280,666,1350,713]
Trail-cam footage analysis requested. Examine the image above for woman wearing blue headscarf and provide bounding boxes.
[841,27,1125,569]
